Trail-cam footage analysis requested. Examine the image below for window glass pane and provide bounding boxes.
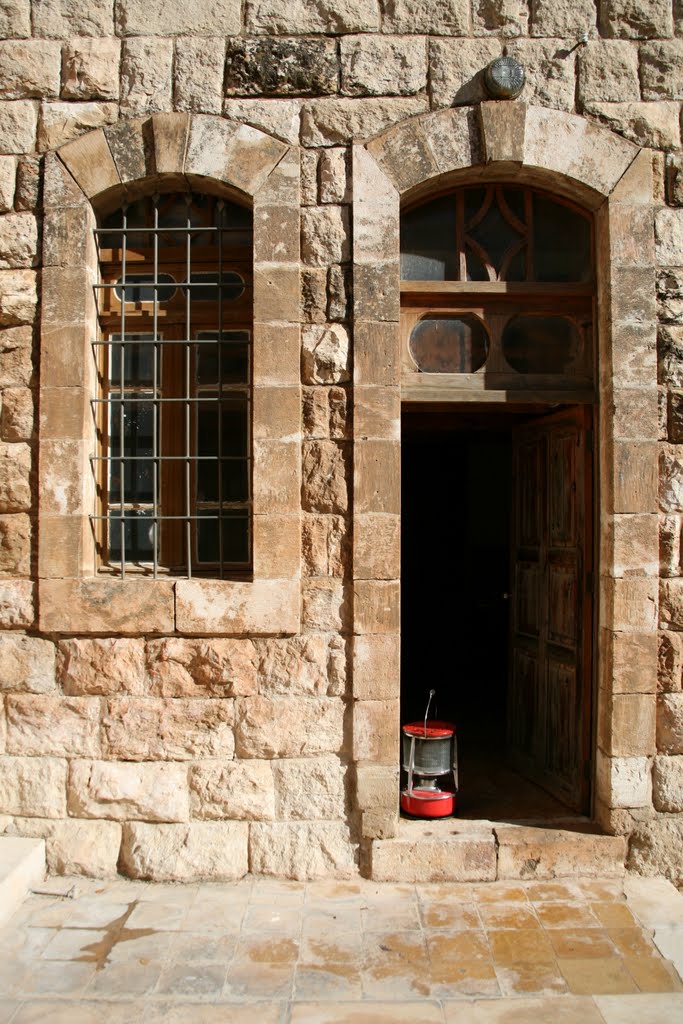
[197,459,249,503]
[184,272,245,302]
[109,395,155,503]
[502,315,582,374]
[400,196,456,280]
[197,397,248,458]
[115,274,176,303]
[109,334,156,386]
[532,196,592,282]
[108,510,155,562]
[196,332,250,385]
[409,315,488,374]
[467,191,523,278]
[197,511,250,564]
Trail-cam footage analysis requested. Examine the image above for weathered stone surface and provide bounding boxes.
[103,698,235,761]
[506,39,576,112]
[0,41,60,100]
[657,693,683,753]
[303,385,348,439]
[319,148,349,204]
[117,0,241,35]
[174,37,225,114]
[221,98,301,146]
[656,209,683,266]
[0,580,33,627]
[302,440,348,514]
[2,388,33,440]
[352,635,400,701]
[120,821,248,881]
[0,440,30,513]
[48,818,121,877]
[272,756,346,819]
[357,762,399,811]
[652,755,683,811]
[340,35,427,97]
[0,214,37,270]
[40,580,170,635]
[301,96,428,147]
[430,38,502,107]
[628,819,683,885]
[249,821,356,879]
[247,0,380,33]
[660,514,680,576]
[0,635,55,694]
[175,580,299,636]
[302,579,347,633]
[302,268,327,323]
[69,759,190,823]
[301,206,350,267]
[384,0,469,33]
[0,157,15,213]
[225,37,337,97]
[38,100,117,150]
[61,37,120,101]
[596,751,652,808]
[189,760,275,820]
[302,324,351,385]
[6,695,100,757]
[256,635,346,697]
[0,755,65,817]
[56,639,144,697]
[0,329,33,390]
[660,447,683,512]
[370,827,497,883]
[353,700,398,763]
[120,38,172,116]
[667,154,683,208]
[531,0,596,35]
[145,638,257,698]
[640,41,683,100]
[659,630,683,692]
[600,0,674,39]
[234,696,344,758]
[0,0,30,37]
[14,156,39,211]
[302,514,348,577]
[577,41,640,103]
[497,826,626,879]
[659,327,683,386]
[587,102,681,151]
[0,514,30,575]
[33,0,114,37]
[0,102,37,155]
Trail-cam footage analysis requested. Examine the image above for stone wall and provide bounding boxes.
[0,0,680,881]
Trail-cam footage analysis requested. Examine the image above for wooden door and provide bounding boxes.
[508,407,593,812]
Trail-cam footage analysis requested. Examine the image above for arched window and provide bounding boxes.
[94,193,253,577]
[400,185,594,394]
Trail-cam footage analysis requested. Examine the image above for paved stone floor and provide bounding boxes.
[0,874,682,1022]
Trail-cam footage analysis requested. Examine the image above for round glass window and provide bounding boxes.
[409,315,488,374]
[502,315,581,374]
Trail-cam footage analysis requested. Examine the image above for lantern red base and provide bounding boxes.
[400,788,457,818]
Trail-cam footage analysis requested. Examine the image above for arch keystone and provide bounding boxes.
[480,101,526,165]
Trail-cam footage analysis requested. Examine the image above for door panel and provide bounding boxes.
[508,407,592,812]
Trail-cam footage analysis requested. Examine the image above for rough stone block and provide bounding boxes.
[600,692,657,756]
[587,102,681,151]
[249,821,357,879]
[247,0,380,33]
[507,39,576,113]
[301,96,428,148]
[58,638,146,697]
[222,98,302,146]
[599,0,674,39]
[370,830,497,883]
[190,760,275,821]
[301,206,350,267]
[652,754,683,811]
[33,0,115,37]
[147,638,258,698]
[234,695,344,758]
[2,388,33,440]
[0,0,30,37]
[384,0,469,33]
[303,385,348,439]
[497,826,626,879]
[0,41,60,100]
[656,208,683,266]
[302,578,347,633]
[657,692,683,753]
[69,760,190,822]
[319,148,349,204]
[117,0,241,35]
[0,755,66,817]
[175,580,300,636]
[0,440,30,513]
[628,819,683,884]
[362,809,398,839]
[430,38,502,108]
[103,697,235,761]
[38,100,118,150]
[0,157,15,213]
[39,580,174,635]
[530,0,596,35]
[47,818,121,878]
[172,37,224,114]
[61,37,120,101]
[302,514,348,577]
[120,37,172,116]
[272,756,347,819]
[0,326,31,388]
[225,36,337,97]
[256,635,346,697]
[340,35,427,97]
[356,762,399,809]
[120,821,248,881]
[302,440,348,514]
[0,636,55,694]
[6,695,100,758]
[0,513,30,575]
[596,750,652,808]
[0,271,35,330]
[302,324,350,384]
[0,214,37,270]
[659,629,683,691]
[0,102,37,155]
[0,580,33,627]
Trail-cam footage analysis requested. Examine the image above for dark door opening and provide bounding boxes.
[401,405,593,822]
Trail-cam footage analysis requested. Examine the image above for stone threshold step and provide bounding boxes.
[367,819,627,883]
[0,836,46,929]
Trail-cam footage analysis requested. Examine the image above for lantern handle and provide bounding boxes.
[424,689,436,736]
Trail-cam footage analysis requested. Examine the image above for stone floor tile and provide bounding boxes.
[182,901,247,934]
[624,954,683,992]
[607,926,661,958]
[478,904,540,930]
[136,883,200,905]
[241,905,302,935]
[362,931,432,999]
[430,958,501,998]
[525,882,583,903]
[86,958,164,997]
[426,930,492,964]
[17,959,97,997]
[624,878,683,926]
[300,930,362,965]
[235,934,299,966]
[593,992,683,1023]
[223,958,295,999]
[0,962,30,998]
[652,922,683,971]
[124,900,189,931]
[291,1003,445,1023]
[0,925,55,960]
[293,962,363,1000]
[168,929,238,964]
[494,960,568,996]
[574,879,625,901]
[590,901,638,929]
[534,902,600,929]
[487,928,555,964]
[558,956,638,995]
[106,927,174,963]
[418,883,481,903]
[251,880,306,905]
[548,928,616,959]
[360,883,417,904]
[305,880,363,905]
[475,883,530,904]
[139,1003,285,1024]
[61,899,132,930]
[420,902,481,930]
[40,927,106,961]
[361,904,421,931]
[442,995,605,1022]
[0,1003,17,1024]
[155,961,227,998]
[301,908,362,936]
[15,899,74,929]
[10,1002,137,1024]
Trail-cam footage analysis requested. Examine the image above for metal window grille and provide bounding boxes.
[91,193,253,579]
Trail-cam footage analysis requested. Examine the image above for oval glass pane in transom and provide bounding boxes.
[410,315,488,373]
[400,196,456,280]
[503,315,582,374]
